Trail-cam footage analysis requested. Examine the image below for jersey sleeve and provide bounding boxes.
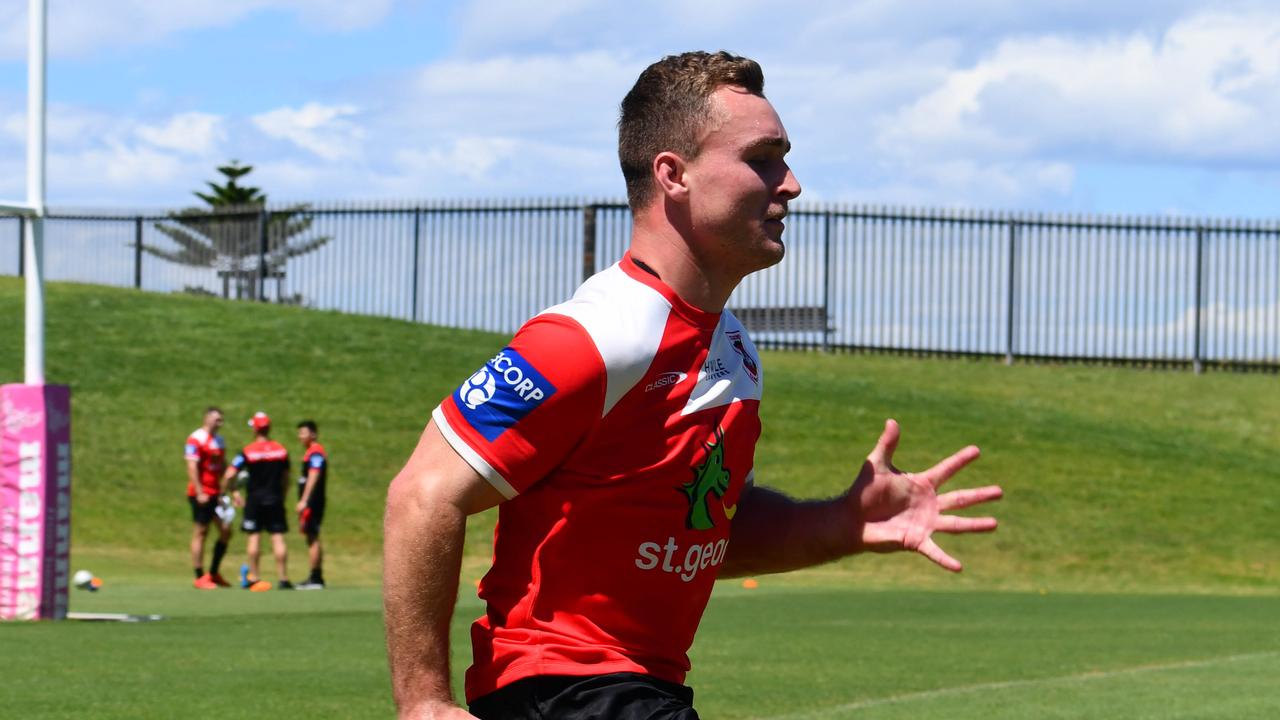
[432,313,605,498]
[307,453,326,470]
[231,453,246,469]
[184,436,199,461]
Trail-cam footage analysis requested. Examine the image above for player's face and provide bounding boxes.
[297,427,315,446]
[683,86,801,277]
[207,412,223,432]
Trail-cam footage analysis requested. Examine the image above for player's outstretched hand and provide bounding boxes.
[849,419,1002,572]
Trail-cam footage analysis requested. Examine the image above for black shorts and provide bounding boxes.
[299,504,325,536]
[188,496,218,525]
[469,673,698,720]
[241,500,287,534]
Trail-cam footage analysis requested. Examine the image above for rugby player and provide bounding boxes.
[223,412,294,591]
[384,51,1004,719]
[186,406,232,589]
[295,419,328,590]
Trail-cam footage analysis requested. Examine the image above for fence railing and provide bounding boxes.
[3,201,1277,371]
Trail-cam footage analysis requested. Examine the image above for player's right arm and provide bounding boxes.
[384,421,502,720]
[186,456,206,502]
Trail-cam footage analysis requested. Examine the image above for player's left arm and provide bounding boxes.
[297,458,322,513]
[721,419,1002,576]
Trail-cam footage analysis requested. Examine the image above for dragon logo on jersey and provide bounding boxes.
[679,426,737,530]
[726,330,758,384]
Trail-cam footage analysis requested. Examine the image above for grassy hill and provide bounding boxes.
[1,277,1277,594]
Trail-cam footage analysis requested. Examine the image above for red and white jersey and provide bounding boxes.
[433,252,764,701]
[184,427,226,497]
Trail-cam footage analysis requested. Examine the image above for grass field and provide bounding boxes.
[1,278,1279,717]
[3,580,1277,718]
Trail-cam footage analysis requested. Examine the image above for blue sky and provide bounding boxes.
[1,0,1278,217]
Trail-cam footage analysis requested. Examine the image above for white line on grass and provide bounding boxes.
[757,650,1280,720]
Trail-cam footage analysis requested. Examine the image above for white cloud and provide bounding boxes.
[406,51,633,136]
[53,143,186,192]
[136,112,225,155]
[390,135,613,190]
[251,103,364,161]
[0,0,395,59]
[878,10,1280,166]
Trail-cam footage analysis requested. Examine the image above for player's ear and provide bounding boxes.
[653,151,690,203]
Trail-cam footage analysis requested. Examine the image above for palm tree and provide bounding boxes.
[139,161,330,300]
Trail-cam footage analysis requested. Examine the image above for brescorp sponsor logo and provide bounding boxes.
[456,348,557,442]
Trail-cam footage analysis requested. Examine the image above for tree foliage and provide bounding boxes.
[138,161,330,301]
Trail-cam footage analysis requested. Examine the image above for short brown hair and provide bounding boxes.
[618,51,765,210]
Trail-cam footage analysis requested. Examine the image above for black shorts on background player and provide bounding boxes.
[469,673,699,720]
[188,496,218,524]
[242,501,288,534]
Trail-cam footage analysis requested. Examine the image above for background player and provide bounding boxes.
[185,406,232,589]
[223,411,294,591]
[295,419,328,589]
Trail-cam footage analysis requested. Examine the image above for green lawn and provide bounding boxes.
[2,581,1276,719]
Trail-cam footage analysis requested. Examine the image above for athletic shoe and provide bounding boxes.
[295,580,326,590]
[193,574,218,590]
[238,563,250,589]
[277,580,295,590]
[209,572,231,588]
[248,580,272,592]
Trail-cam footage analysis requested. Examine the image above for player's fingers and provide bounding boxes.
[923,445,981,488]
[933,514,998,534]
[918,537,962,572]
[937,485,1003,511]
[867,418,901,467]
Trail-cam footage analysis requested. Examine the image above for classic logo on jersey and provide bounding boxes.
[726,330,759,384]
[456,348,557,442]
[645,371,688,393]
[679,426,737,531]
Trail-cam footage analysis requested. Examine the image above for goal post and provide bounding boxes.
[0,0,72,623]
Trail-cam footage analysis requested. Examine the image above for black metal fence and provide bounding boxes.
[3,201,1277,370]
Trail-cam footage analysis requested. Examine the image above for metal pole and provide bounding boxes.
[257,208,269,301]
[24,0,47,385]
[17,215,25,276]
[411,209,421,323]
[1004,220,1018,366]
[822,211,832,352]
[1192,226,1205,374]
[582,204,597,283]
[133,216,143,289]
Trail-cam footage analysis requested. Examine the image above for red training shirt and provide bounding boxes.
[434,253,764,701]
[184,427,226,497]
